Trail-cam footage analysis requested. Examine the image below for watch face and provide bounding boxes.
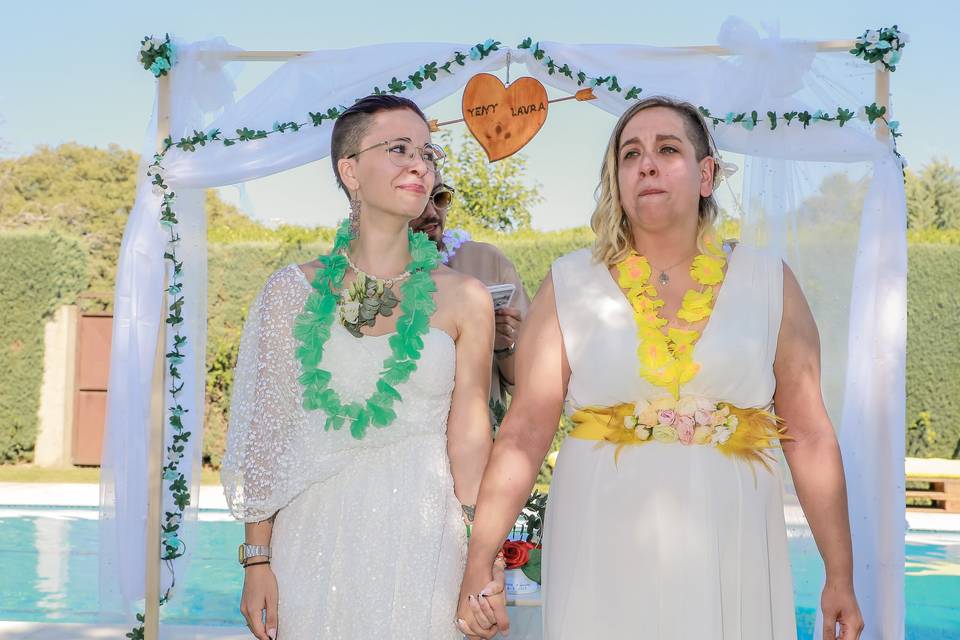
[238,544,245,564]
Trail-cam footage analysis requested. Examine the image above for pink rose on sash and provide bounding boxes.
[657,409,677,425]
[676,415,695,444]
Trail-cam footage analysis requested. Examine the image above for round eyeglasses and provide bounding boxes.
[347,138,446,172]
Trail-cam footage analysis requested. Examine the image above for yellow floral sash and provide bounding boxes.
[570,395,789,470]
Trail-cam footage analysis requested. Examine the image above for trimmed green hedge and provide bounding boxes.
[174,237,960,466]
[0,232,86,461]
[2,231,957,464]
[906,244,960,458]
[499,235,594,296]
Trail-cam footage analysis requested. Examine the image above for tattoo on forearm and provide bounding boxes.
[461,504,476,522]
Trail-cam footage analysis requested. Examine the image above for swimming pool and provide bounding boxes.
[1,508,958,638]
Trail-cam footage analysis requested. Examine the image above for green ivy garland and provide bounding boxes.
[294,220,440,440]
[518,34,905,168]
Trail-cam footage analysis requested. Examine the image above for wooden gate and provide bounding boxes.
[72,313,112,465]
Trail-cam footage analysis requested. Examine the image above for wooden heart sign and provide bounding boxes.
[462,73,548,162]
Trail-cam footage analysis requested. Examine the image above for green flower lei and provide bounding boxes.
[294,219,441,439]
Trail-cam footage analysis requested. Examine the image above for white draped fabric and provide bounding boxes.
[100,18,905,639]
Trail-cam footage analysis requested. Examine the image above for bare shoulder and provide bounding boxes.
[435,264,492,313]
[298,259,323,283]
[776,260,820,355]
[526,268,559,321]
[781,261,810,315]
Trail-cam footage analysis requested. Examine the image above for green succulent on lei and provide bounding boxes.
[294,219,441,439]
[339,273,401,338]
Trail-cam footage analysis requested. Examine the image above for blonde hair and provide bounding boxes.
[591,96,722,266]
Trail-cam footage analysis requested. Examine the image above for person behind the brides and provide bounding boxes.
[220,95,503,639]
[410,177,531,407]
[456,96,864,640]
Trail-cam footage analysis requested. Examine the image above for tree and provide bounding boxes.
[438,130,541,232]
[802,173,868,222]
[905,157,960,230]
[0,143,272,307]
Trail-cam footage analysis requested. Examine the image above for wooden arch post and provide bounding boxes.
[141,38,886,640]
[144,72,171,640]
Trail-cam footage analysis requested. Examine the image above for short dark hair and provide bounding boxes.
[330,95,428,194]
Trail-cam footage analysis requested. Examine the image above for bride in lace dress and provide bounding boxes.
[221,95,503,640]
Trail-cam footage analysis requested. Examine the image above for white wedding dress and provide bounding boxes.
[221,265,467,639]
[543,245,797,639]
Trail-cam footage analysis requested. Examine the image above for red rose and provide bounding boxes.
[501,541,530,569]
[501,540,541,569]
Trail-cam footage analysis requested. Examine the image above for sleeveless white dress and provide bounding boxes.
[221,265,466,639]
[543,245,797,639]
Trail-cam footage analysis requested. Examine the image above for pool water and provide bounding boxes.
[1,509,958,638]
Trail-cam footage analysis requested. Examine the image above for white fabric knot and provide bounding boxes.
[716,16,816,101]
[183,37,241,113]
[168,37,243,136]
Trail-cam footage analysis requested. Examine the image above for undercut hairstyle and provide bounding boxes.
[330,95,428,195]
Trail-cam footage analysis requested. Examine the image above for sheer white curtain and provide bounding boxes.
[101,19,905,639]
[99,36,242,615]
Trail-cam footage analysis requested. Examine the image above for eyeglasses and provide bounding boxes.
[431,185,455,210]
[347,138,446,171]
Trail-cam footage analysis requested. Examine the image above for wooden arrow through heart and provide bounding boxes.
[431,79,595,162]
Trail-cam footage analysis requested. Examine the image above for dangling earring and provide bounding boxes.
[349,191,361,239]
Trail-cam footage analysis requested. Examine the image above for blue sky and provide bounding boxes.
[0,0,954,230]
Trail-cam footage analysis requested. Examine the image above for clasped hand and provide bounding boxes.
[456,559,510,639]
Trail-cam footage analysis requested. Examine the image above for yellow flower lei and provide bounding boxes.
[617,237,727,398]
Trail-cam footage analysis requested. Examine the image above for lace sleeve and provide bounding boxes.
[220,267,308,522]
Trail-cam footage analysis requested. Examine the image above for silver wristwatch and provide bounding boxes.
[238,543,271,565]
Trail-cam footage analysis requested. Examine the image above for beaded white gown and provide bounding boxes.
[543,245,797,639]
[221,265,466,639]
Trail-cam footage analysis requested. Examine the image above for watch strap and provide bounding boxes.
[238,543,272,565]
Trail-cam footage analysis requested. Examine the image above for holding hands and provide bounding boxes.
[456,556,510,639]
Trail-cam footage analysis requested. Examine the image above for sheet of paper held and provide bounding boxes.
[487,283,516,311]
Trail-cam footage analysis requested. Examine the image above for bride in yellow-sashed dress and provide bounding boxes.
[455,96,865,640]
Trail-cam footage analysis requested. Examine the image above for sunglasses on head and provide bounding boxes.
[431,185,455,210]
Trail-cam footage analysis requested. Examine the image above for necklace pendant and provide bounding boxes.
[658,271,670,286]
